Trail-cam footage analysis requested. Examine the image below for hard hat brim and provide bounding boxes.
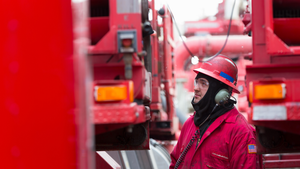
[194,68,240,94]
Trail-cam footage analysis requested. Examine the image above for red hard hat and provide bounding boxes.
[193,55,240,94]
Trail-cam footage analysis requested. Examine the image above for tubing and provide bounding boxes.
[174,35,252,73]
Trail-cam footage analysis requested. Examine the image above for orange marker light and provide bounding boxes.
[95,85,127,102]
[254,83,286,100]
[249,82,253,103]
[129,81,134,102]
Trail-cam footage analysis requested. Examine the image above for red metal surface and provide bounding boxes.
[89,17,109,45]
[264,154,300,161]
[88,0,142,54]
[184,0,245,37]
[95,152,121,169]
[246,64,300,82]
[162,5,175,124]
[94,103,140,123]
[263,0,300,55]
[264,159,300,168]
[246,64,300,125]
[236,57,252,114]
[247,0,300,159]
[148,4,178,140]
[185,20,244,37]
[89,0,153,151]
[93,103,150,126]
[150,0,162,111]
[0,0,92,168]
[251,0,300,64]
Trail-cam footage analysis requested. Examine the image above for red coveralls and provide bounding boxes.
[170,108,262,169]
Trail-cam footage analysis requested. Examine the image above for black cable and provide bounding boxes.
[174,104,218,169]
[166,0,236,63]
[166,4,194,59]
[203,0,236,62]
[174,128,199,169]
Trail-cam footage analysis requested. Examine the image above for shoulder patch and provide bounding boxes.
[248,144,257,154]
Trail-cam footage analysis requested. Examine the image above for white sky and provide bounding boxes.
[154,0,224,41]
[156,0,223,23]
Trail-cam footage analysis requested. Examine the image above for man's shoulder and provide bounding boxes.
[225,108,249,125]
[181,113,195,127]
[185,114,195,125]
[224,108,255,137]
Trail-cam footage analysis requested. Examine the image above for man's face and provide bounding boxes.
[193,78,209,103]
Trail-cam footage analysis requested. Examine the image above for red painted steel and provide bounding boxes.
[93,103,150,126]
[94,103,140,124]
[89,0,156,151]
[148,4,178,140]
[263,154,300,168]
[236,57,252,114]
[150,0,162,109]
[247,0,300,160]
[264,159,300,168]
[0,0,92,168]
[184,1,245,37]
[88,0,143,54]
[185,20,244,37]
[263,0,300,55]
[251,0,300,64]
[264,154,300,161]
[162,5,175,125]
[246,65,300,133]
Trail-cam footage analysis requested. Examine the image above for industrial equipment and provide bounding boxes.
[3,0,300,168]
[89,0,178,167]
[245,0,300,167]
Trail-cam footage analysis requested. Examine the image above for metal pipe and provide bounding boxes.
[123,54,133,79]
[174,35,252,73]
[162,5,174,121]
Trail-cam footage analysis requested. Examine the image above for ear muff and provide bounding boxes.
[215,89,230,105]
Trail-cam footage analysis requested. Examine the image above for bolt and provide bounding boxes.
[127,125,134,133]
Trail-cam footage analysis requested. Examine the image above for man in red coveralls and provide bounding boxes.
[170,55,262,169]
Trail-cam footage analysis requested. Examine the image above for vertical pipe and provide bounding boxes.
[162,5,174,121]
[151,0,159,89]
